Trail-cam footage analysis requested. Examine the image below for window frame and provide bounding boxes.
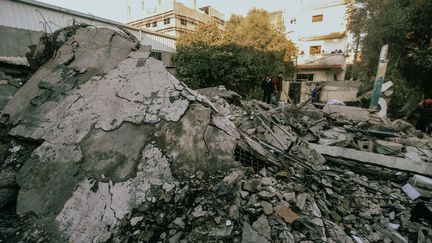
[152,21,157,27]
[309,45,322,55]
[312,14,324,23]
[296,74,315,81]
[164,18,171,25]
[180,18,187,26]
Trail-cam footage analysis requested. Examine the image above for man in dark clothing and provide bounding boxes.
[272,72,283,105]
[261,76,273,104]
[408,99,432,134]
[311,84,320,103]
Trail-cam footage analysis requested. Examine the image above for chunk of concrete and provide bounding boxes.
[375,140,403,155]
[409,175,432,198]
[241,223,270,243]
[275,204,299,224]
[310,144,432,176]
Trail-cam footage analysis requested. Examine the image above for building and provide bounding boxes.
[127,0,225,38]
[267,11,285,31]
[285,0,353,82]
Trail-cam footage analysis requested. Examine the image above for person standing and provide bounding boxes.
[311,84,320,103]
[272,72,284,105]
[261,76,273,104]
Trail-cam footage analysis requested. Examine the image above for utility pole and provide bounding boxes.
[370,44,389,110]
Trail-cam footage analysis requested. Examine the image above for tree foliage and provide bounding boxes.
[173,9,296,97]
[349,0,432,115]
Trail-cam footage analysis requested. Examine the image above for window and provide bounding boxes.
[312,14,323,23]
[152,21,157,27]
[290,18,296,24]
[180,18,187,26]
[309,45,321,55]
[150,51,162,61]
[164,18,170,25]
[296,74,315,81]
[145,23,151,28]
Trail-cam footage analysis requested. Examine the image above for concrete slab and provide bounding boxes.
[310,144,432,176]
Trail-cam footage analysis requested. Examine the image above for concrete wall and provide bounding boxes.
[290,80,360,104]
[0,25,44,57]
[285,0,352,65]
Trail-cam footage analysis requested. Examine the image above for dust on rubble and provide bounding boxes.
[0,25,431,243]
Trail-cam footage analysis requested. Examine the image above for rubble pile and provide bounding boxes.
[0,26,431,243]
[0,71,29,111]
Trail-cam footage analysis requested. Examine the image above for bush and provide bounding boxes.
[173,43,294,97]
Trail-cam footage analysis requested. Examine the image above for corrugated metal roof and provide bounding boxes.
[1,0,176,52]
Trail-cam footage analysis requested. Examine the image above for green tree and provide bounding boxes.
[173,9,296,97]
[177,22,223,47]
[349,0,432,115]
[173,44,292,96]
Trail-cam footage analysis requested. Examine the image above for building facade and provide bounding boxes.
[284,0,353,82]
[127,0,224,38]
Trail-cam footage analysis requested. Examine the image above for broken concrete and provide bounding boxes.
[311,144,432,176]
[0,26,241,242]
[1,25,431,243]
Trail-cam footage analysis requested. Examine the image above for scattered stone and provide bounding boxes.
[252,215,271,239]
[240,191,249,198]
[243,179,261,193]
[130,216,144,227]
[279,230,295,243]
[223,170,244,186]
[258,191,275,199]
[173,217,185,229]
[296,193,308,210]
[241,223,270,243]
[229,205,240,220]
[208,225,233,240]
[283,192,296,203]
[192,205,207,218]
[275,204,300,224]
[260,201,273,215]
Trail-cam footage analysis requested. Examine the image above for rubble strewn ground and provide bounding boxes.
[0,26,431,243]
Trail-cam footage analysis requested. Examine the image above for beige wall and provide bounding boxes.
[288,81,360,103]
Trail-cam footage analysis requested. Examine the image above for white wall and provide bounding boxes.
[285,0,351,64]
[297,37,347,63]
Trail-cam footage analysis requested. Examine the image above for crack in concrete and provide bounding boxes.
[107,181,118,220]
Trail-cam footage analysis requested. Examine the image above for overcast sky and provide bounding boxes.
[38,0,298,23]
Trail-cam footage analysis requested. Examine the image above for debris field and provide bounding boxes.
[0,25,431,243]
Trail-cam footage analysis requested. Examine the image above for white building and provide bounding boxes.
[127,0,224,38]
[285,0,353,81]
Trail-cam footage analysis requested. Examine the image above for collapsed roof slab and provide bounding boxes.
[310,144,432,177]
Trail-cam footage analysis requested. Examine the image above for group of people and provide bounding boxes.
[261,73,321,105]
[261,72,284,105]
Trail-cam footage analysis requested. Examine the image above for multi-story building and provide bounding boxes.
[267,11,285,31]
[284,0,353,82]
[127,0,224,38]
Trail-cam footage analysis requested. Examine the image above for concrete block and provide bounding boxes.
[358,140,374,152]
[375,140,403,155]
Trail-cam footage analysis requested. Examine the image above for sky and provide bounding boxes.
[37,0,298,23]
